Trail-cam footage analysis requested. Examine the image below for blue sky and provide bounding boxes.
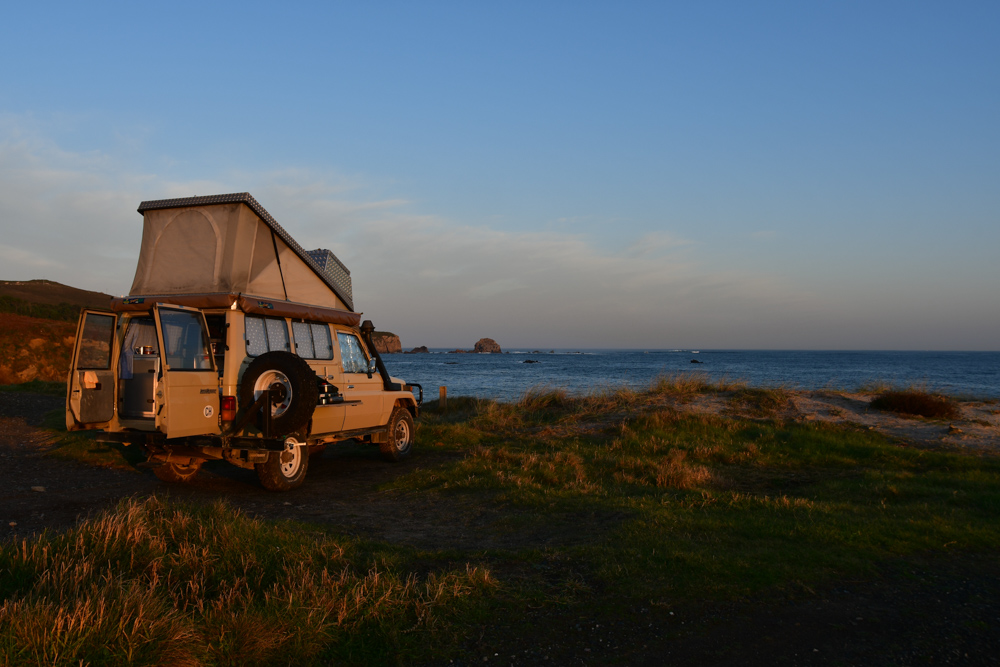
[1,2,998,349]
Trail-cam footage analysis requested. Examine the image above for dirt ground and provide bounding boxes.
[2,390,998,666]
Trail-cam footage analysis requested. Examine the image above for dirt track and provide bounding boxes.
[2,391,1000,666]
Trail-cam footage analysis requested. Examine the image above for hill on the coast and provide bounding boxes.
[0,279,114,322]
[0,278,406,384]
[0,280,115,384]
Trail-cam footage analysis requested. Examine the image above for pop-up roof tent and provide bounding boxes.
[113,193,360,325]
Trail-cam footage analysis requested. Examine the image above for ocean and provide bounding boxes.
[381,349,1000,402]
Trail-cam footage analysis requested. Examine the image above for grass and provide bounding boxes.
[0,380,66,396]
[31,408,145,471]
[870,389,961,420]
[403,383,1000,605]
[0,497,496,666]
[726,386,792,418]
[5,379,1000,663]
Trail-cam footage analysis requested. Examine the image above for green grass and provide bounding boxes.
[5,381,1000,664]
[0,380,66,396]
[401,389,1000,604]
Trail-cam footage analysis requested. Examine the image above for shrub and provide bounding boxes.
[870,390,960,420]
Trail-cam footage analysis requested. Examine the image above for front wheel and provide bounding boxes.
[380,407,414,462]
[256,436,309,491]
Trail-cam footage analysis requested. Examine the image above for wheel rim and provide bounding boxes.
[280,437,304,478]
[254,370,293,417]
[393,417,410,452]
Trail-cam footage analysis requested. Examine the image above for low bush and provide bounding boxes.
[870,390,961,420]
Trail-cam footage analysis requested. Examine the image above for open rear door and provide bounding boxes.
[152,304,220,439]
[67,310,118,431]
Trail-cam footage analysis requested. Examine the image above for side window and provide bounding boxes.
[265,319,290,352]
[337,332,369,374]
[292,322,314,358]
[159,310,213,370]
[245,316,291,356]
[311,323,333,360]
[292,321,335,360]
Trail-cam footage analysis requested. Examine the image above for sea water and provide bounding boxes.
[381,349,1000,402]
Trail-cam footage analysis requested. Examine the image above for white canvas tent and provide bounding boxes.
[127,193,354,313]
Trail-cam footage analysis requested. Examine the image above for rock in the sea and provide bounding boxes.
[474,338,502,354]
[371,331,402,354]
[405,346,429,354]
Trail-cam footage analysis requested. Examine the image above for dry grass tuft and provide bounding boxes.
[870,390,961,420]
[649,373,745,398]
[655,449,713,490]
[0,497,496,665]
[516,386,570,411]
[727,388,791,418]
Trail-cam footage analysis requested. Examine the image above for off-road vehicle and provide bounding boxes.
[66,193,421,491]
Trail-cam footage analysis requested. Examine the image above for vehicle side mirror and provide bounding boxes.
[367,357,376,378]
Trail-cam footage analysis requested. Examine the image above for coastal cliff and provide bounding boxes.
[371,331,402,354]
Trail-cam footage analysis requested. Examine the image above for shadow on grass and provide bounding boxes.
[40,408,145,471]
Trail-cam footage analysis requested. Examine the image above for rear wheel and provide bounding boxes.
[380,407,414,462]
[153,460,202,483]
[256,436,309,491]
[238,352,318,436]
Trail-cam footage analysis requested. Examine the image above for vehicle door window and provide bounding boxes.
[337,332,369,374]
[159,310,213,370]
[78,313,115,369]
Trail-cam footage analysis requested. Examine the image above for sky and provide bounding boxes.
[1,1,998,350]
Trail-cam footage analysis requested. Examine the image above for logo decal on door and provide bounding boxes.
[204,405,214,418]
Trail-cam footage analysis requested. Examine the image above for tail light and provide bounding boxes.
[221,396,237,422]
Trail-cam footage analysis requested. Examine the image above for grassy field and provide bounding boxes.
[2,379,998,664]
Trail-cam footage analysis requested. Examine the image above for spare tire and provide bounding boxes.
[238,351,319,435]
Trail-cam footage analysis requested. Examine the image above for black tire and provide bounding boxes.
[239,351,318,436]
[380,407,414,462]
[153,460,202,483]
[256,436,309,491]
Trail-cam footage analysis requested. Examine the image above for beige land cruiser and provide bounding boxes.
[66,193,421,491]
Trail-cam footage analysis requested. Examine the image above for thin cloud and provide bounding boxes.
[0,124,830,348]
